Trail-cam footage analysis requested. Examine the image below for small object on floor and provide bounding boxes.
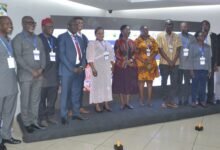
[114,140,123,150]
[195,123,204,131]
[0,142,7,150]
[2,138,22,144]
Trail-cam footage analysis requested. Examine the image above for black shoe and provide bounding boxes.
[72,115,88,120]
[103,105,112,112]
[200,102,208,108]
[25,125,34,133]
[0,142,7,150]
[125,104,134,109]
[31,124,45,130]
[61,117,68,125]
[2,138,21,144]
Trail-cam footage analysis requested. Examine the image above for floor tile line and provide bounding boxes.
[142,123,165,150]
[192,116,205,150]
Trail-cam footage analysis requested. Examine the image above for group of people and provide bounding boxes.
[0,14,220,150]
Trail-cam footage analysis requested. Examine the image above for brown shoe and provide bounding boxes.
[80,108,90,114]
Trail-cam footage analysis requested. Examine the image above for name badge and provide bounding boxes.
[104,51,109,60]
[168,45,173,53]
[146,48,151,57]
[7,56,15,69]
[183,48,189,56]
[49,51,56,62]
[33,49,40,61]
[200,56,205,65]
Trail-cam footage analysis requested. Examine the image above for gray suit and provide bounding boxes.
[13,31,46,126]
[0,36,18,142]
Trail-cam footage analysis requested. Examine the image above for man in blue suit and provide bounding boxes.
[58,17,88,125]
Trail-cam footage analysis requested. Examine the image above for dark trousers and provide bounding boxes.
[39,86,58,121]
[159,64,179,103]
[192,70,208,103]
[207,58,215,101]
[177,69,191,103]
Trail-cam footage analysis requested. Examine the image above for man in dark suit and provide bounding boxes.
[0,16,21,150]
[58,17,88,125]
[201,20,218,104]
[38,18,59,127]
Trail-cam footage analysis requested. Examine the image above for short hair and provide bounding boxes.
[0,16,8,24]
[201,20,210,27]
[165,19,173,25]
[68,16,84,26]
[194,30,203,39]
[22,16,33,24]
[95,26,104,34]
[119,24,129,38]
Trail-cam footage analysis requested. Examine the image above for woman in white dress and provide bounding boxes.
[86,27,115,112]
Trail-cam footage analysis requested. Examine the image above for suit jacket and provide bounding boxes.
[0,37,18,97]
[39,33,59,87]
[58,31,86,76]
[12,31,46,82]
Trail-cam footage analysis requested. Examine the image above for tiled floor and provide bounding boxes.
[7,113,220,150]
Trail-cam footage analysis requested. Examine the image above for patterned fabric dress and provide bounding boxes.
[112,38,138,95]
[134,36,159,81]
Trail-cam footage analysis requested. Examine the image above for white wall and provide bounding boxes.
[110,5,220,33]
[3,0,220,115]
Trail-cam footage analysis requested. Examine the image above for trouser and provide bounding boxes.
[159,64,179,103]
[60,73,84,119]
[39,86,58,121]
[20,79,42,126]
[207,58,215,101]
[0,94,17,142]
[215,66,220,100]
[191,70,208,103]
[177,69,191,103]
[67,71,85,111]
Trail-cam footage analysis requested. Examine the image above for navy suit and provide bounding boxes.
[58,31,86,118]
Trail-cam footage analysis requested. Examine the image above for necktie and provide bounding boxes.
[73,35,82,60]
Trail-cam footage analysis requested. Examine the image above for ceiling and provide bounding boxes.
[70,0,220,10]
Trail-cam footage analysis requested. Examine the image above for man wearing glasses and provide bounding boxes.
[13,16,46,133]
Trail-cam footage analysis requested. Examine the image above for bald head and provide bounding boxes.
[180,22,189,34]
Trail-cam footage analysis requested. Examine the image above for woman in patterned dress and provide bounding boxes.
[134,25,159,106]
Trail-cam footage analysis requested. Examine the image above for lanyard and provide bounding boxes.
[46,36,54,51]
[199,46,205,56]
[181,34,189,48]
[98,40,107,51]
[23,33,37,49]
[0,38,13,56]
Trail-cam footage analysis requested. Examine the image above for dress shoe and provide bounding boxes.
[61,118,68,125]
[40,120,48,127]
[0,142,7,150]
[72,115,88,120]
[80,108,90,114]
[2,138,21,144]
[25,125,34,133]
[200,102,208,108]
[191,102,198,108]
[125,104,134,109]
[31,123,46,130]
[103,105,112,112]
